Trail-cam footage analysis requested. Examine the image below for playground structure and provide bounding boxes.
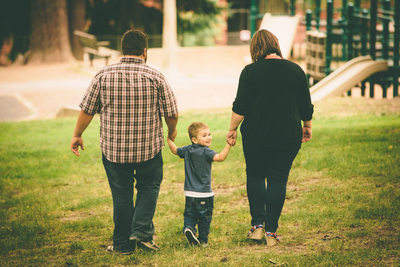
[253,0,399,101]
[305,0,399,100]
[259,13,301,58]
[310,55,388,102]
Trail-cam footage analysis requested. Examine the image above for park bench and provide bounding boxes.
[74,30,119,67]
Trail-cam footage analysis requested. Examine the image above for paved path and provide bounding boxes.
[0,46,249,122]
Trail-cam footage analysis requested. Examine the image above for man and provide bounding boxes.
[70,29,178,254]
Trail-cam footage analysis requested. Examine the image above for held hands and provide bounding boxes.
[168,128,178,142]
[71,136,84,156]
[226,130,237,146]
[302,126,312,143]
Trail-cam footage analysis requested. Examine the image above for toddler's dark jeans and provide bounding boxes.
[183,196,214,244]
[102,152,163,251]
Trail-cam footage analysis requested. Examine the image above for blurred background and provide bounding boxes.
[0,0,315,65]
[0,0,397,122]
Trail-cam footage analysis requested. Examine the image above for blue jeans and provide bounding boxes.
[183,196,214,243]
[102,152,163,250]
[244,148,299,233]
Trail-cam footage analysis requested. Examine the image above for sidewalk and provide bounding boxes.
[0,46,249,122]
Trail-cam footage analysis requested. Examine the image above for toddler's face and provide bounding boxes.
[192,128,212,147]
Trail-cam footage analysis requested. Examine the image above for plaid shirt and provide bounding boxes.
[80,57,178,163]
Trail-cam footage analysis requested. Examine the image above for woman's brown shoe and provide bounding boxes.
[247,225,264,241]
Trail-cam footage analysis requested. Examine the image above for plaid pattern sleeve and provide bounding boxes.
[79,76,102,115]
[157,74,178,117]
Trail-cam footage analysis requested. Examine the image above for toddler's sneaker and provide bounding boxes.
[184,227,200,246]
[247,224,264,241]
[265,232,280,247]
[200,242,209,248]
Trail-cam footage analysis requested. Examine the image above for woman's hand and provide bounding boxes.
[226,130,237,146]
[302,126,312,143]
[227,111,244,146]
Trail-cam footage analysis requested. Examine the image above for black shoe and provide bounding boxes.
[130,235,160,251]
[106,245,133,255]
[184,228,200,246]
[129,235,138,250]
[137,239,160,251]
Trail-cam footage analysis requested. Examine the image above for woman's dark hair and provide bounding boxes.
[121,29,148,56]
[250,29,282,62]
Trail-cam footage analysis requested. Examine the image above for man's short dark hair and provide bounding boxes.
[121,29,148,56]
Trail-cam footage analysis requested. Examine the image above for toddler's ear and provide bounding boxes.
[191,137,198,144]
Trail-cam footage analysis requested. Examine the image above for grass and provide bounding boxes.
[1,97,399,266]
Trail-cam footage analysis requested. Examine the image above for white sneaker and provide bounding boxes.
[184,228,200,246]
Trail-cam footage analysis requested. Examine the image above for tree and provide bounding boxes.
[68,0,86,60]
[28,0,74,64]
[177,0,226,46]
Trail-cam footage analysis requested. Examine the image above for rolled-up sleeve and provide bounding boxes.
[158,76,178,117]
[232,66,250,116]
[79,76,102,115]
[177,146,188,159]
[296,68,314,121]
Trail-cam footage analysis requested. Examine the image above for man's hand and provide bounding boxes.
[71,136,84,156]
[168,128,177,142]
[165,115,178,142]
[226,130,237,146]
[71,110,94,157]
[302,126,312,143]
[167,137,178,155]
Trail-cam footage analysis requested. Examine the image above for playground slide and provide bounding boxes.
[259,13,301,59]
[310,56,388,102]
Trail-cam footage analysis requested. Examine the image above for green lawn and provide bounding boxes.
[1,97,399,266]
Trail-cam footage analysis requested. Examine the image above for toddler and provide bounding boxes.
[167,122,231,246]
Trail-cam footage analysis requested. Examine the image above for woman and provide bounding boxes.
[226,29,313,246]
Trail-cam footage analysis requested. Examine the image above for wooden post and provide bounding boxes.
[354,0,361,11]
[394,0,400,97]
[250,0,258,37]
[306,9,312,31]
[316,0,321,31]
[369,0,378,98]
[341,0,348,61]
[381,0,390,60]
[381,0,391,98]
[162,0,178,73]
[360,8,369,97]
[347,2,354,96]
[347,2,354,60]
[361,9,368,56]
[291,0,295,16]
[325,0,333,76]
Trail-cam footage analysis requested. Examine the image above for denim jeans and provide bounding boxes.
[244,148,299,233]
[102,152,163,250]
[183,196,214,243]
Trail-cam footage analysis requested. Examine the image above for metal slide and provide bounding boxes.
[310,56,389,102]
[259,13,301,59]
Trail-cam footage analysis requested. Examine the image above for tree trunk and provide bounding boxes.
[28,0,74,64]
[162,0,178,71]
[68,0,86,61]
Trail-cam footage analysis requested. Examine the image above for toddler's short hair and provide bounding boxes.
[188,122,208,140]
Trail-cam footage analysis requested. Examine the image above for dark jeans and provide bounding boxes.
[102,152,163,250]
[183,196,214,243]
[244,148,299,233]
